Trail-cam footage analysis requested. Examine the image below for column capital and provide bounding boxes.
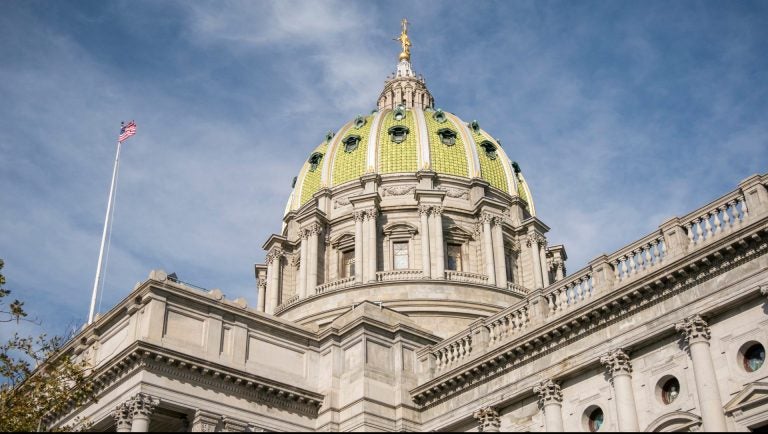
[675,314,711,345]
[305,222,323,236]
[431,205,444,216]
[492,216,504,226]
[257,278,267,290]
[526,232,546,248]
[480,212,494,224]
[353,210,366,222]
[760,285,768,298]
[600,348,633,377]
[300,228,310,240]
[113,401,132,431]
[473,406,500,432]
[533,378,563,407]
[192,409,220,432]
[364,207,378,220]
[265,246,283,263]
[418,204,432,215]
[128,392,159,418]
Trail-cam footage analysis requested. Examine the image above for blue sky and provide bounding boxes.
[1,0,767,338]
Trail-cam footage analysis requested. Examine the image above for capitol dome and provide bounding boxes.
[256,28,565,338]
[285,64,536,217]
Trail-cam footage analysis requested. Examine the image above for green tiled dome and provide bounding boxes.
[287,107,535,215]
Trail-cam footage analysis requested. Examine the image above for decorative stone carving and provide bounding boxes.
[128,392,159,418]
[288,253,300,268]
[300,228,310,240]
[526,233,546,248]
[437,186,469,199]
[480,212,494,224]
[533,379,563,407]
[760,285,768,298]
[675,314,711,346]
[473,406,501,432]
[418,204,432,215]
[353,210,366,222]
[222,416,248,432]
[431,206,444,216]
[306,222,323,236]
[191,409,220,432]
[364,208,378,221]
[257,278,267,290]
[113,402,132,432]
[492,216,504,226]
[333,195,351,209]
[601,348,633,377]
[382,185,416,196]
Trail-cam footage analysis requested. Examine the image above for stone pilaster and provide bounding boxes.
[675,315,727,432]
[306,222,322,292]
[527,233,545,289]
[298,228,309,298]
[533,379,564,432]
[481,213,496,286]
[265,247,283,314]
[257,278,267,312]
[419,205,431,278]
[600,349,639,431]
[191,409,220,432]
[127,393,159,432]
[431,206,445,279]
[365,208,378,282]
[492,216,506,288]
[473,406,500,432]
[222,416,248,432]
[354,210,365,283]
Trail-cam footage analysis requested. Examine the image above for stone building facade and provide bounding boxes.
[47,36,768,432]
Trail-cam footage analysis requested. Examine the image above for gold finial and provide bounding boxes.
[393,18,411,62]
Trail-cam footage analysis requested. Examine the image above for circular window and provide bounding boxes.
[661,377,681,404]
[587,407,604,432]
[743,343,765,372]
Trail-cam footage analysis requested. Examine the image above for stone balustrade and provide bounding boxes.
[683,193,748,247]
[445,270,489,285]
[486,303,529,347]
[609,233,666,282]
[506,281,528,295]
[273,295,300,315]
[431,331,473,373]
[376,269,424,282]
[315,276,356,294]
[544,267,594,316]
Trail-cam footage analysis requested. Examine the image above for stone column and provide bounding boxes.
[600,349,640,431]
[307,223,321,292]
[354,211,365,283]
[266,247,282,314]
[492,216,506,288]
[432,206,445,279]
[366,208,378,282]
[256,278,266,312]
[298,229,308,298]
[527,233,544,289]
[127,393,159,432]
[473,406,500,432]
[539,240,551,287]
[113,402,132,432]
[675,315,727,432]
[419,205,431,278]
[534,379,564,432]
[481,213,496,286]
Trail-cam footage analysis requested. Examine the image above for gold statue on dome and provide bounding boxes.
[394,18,411,62]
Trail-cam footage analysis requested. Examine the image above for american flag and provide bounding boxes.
[118,121,137,142]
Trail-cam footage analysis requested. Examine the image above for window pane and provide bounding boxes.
[341,251,354,277]
[447,244,462,271]
[394,242,409,269]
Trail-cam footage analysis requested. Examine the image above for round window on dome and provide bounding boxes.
[388,126,410,144]
[741,342,765,373]
[354,115,366,129]
[437,128,457,146]
[343,135,361,153]
[480,141,498,160]
[393,105,406,121]
[433,109,446,123]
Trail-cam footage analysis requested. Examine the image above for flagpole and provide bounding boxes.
[88,139,122,325]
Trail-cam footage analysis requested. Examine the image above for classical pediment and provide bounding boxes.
[724,381,768,414]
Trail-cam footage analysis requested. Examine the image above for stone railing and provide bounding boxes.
[315,277,356,294]
[506,281,529,295]
[486,302,529,347]
[608,232,666,283]
[431,331,473,373]
[274,295,300,315]
[376,269,424,282]
[544,266,594,317]
[445,270,489,285]
[416,174,768,383]
[683,192,748,247]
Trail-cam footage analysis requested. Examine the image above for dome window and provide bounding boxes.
[342,135,361,153]
[325,131,335,144]
[480,140,498,160]
[433,109,447,123]
[468,120,480,133]
[308,152,324,172]
[437,128,457,146]
[354,115,366,129]
[393,105,406,121]
[388,126,410,144]
[511,161,522,174]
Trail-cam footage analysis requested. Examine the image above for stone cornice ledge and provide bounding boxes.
[410,217,768,406]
